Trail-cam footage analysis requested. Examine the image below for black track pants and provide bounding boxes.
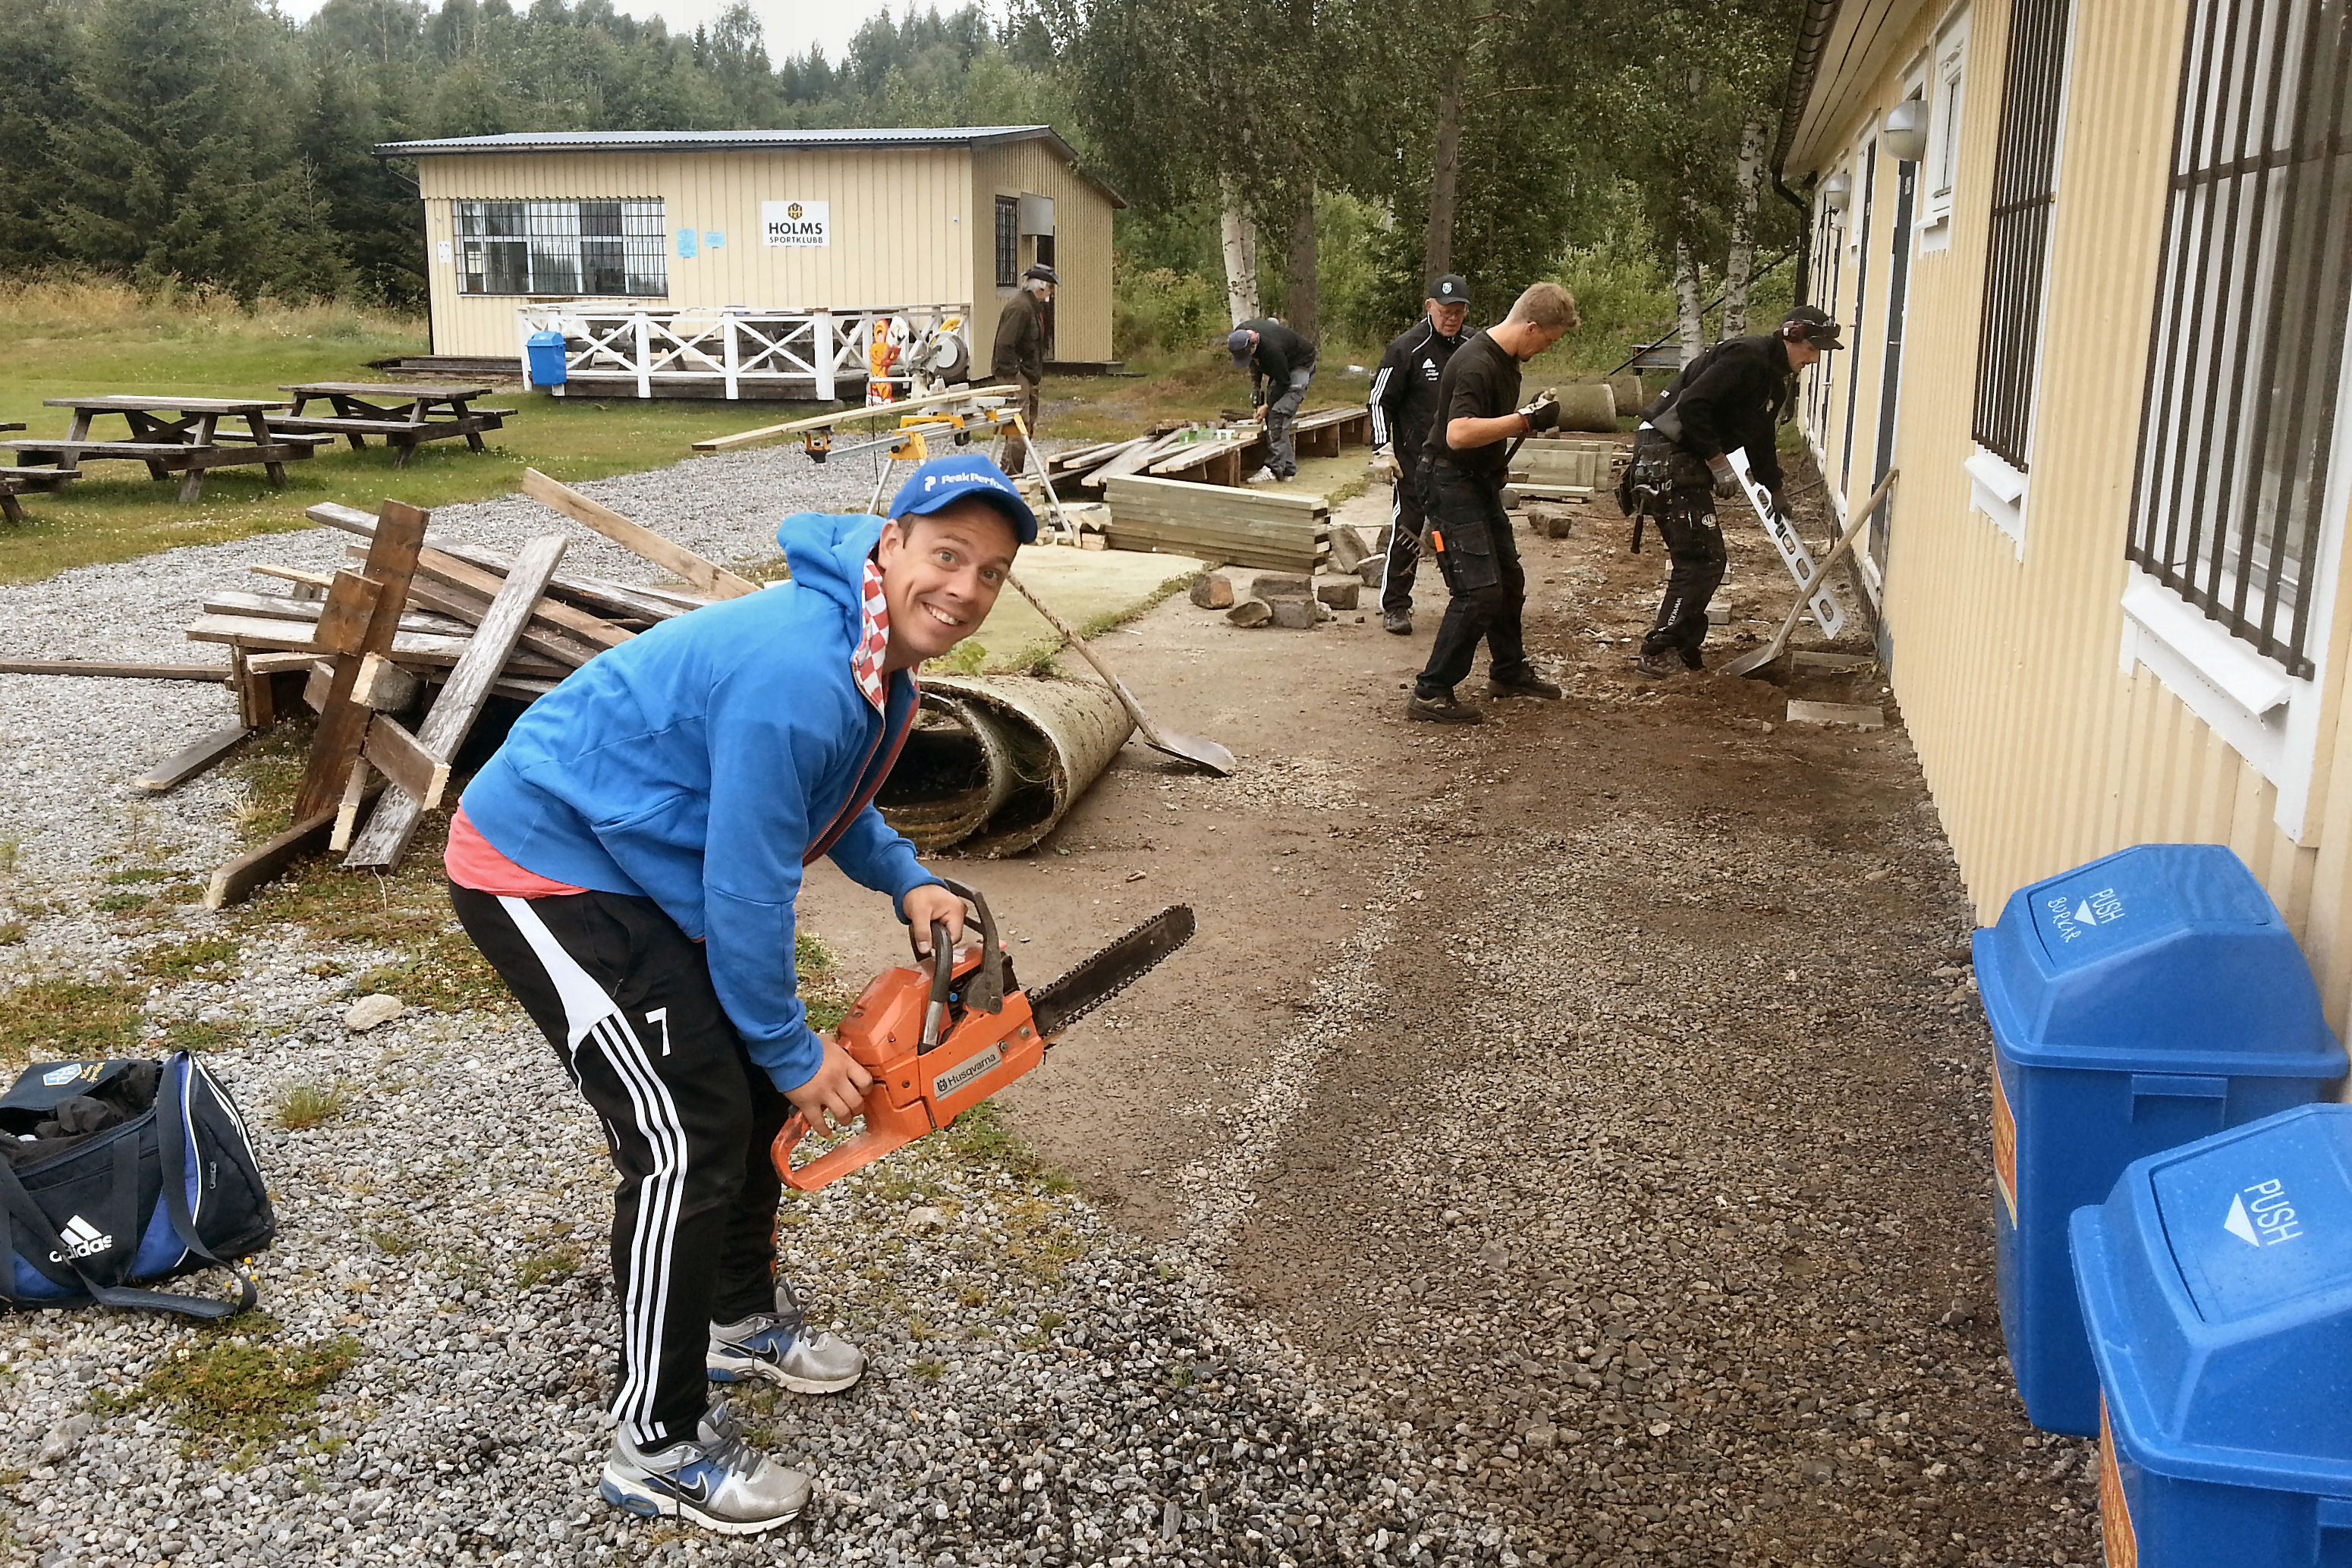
[1379,456,1425,614]
[448,883,793,1451]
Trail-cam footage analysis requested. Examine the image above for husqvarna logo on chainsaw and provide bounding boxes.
[933,1046,1003,1100]
[50,1214,113,1262]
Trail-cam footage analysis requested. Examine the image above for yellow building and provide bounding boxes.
[1777,0,2352,1020]
[373,126,1122,397]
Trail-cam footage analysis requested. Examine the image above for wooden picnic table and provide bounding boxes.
[275,383,514,469]
[2,396,330,502]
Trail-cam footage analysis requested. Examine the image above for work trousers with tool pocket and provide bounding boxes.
[1263,369,1313,478]
[1415,461,1533,696]
[1627,432,1726,664]
[450,883,794,1453]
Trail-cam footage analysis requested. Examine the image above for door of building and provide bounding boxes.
[1872,152,1917,587]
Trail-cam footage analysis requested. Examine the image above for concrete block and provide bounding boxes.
[1356,556,1386,587]
[1268,599,1317,629]
[1251,571,1314,601]
[1227,599,1272,627]
[1316,579,1360,609]
[1190,573,1235,609]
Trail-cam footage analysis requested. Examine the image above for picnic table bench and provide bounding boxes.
[2,397,330,502]
[275,383,514,468]
[0,423,78,523]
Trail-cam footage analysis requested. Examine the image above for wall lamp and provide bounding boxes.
[1819,171,1853,212]
[1883,99,1930,164]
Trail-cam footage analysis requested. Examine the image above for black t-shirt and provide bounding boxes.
[1420,328,1520,479]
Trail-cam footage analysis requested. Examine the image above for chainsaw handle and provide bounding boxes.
[923,875,1006,1013]
[772,1111,917,1192]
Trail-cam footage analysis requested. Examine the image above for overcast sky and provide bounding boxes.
[276,0,1000,66]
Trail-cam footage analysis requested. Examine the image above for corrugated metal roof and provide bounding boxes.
[373,124,1124,206]
[377,125,1051,156]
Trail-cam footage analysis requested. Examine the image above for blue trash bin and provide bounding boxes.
[525,329,568,388]
[1975,843,2343,1437]
[2074,1104,2352,1566]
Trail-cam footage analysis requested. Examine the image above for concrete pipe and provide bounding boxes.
[1555,383,1618,433]
[877,674,1134,856]
[1608,375,1646,420]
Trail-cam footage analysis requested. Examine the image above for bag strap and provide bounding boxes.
[0,1144,241,1319]
[155,1055,257,1315]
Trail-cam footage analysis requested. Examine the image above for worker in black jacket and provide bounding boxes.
[1228,317,1317,479]
[1623,305,1842,676]
[1368,275,1471,635]
[1408,281,1580,724]
[992,264,1055,476]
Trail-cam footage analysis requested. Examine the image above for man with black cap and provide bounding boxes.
[1368,275,1472,634]
[447,454,1038,1536]
[993,263,1056,476]
[1622,305,1844,676]
[1228,316,1318,479]
[1408,280,1581,724]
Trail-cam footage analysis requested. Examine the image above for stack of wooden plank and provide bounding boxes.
[1102,474,1329,572]
[175,469,759,903]
[1503,437,1621,505]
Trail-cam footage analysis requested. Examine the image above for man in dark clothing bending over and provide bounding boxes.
[1228,317,1317,479]
[1624,305,1842,676]
[1407,281,1580,725]
[1369,274,1472,635]
[992,263,1055,476]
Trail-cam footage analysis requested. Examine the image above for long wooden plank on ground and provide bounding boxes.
[206,783,385,910]
[0,659,228,681]
[135,723,253,793]
[184,615,570,680]
[345,533,571,871]
[200,591,473,640]
[305,501,693,624]
[292,501,429,822]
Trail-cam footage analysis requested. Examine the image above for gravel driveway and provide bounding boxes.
[0,445,2099,1567]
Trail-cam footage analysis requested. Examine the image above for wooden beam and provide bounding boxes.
[345,533,570,871]
[520,469,757,599]
[410,547,631,649]
[204,783,384,910]
[184,614,571,679]
[135,723,253,793]
[293,500,428,822]
[403,573,607,668]
[687,384,1024,452]
[310,570,383,655]
[0,659,228,682]
[248,563,335,592]
[330,761,373,853]
[306,501,695,624]
[361,715,447,809]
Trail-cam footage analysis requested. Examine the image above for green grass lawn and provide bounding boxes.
[0,285,817,586]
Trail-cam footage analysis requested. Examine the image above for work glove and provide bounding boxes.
[1517,388,1561,434]
[1708,457,1740,498]
[1369,447,1399,482]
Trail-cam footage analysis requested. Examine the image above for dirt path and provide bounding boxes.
[803,465,2104,1566]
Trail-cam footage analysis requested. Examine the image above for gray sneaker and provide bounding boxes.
[708,1287,866,1395]
[598,1406,810,1535]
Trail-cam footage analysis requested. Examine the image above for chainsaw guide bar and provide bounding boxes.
[1027,904,1196,1039]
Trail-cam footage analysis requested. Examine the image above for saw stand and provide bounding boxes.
[833,397,1081,548]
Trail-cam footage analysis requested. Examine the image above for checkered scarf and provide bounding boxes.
[852,555,891,711]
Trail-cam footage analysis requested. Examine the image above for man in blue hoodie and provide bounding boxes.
[445,455,1034,1535]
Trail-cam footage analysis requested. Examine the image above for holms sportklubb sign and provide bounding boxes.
[763,200,829,247]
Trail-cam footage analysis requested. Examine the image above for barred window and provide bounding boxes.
[1970,0,2074,470]
[455,200,668,297]
[2127,0,2352,677]
[995,196,1020,289]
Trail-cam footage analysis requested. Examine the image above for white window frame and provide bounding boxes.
[1920,5,1971,253]
[1964,0,2077,559]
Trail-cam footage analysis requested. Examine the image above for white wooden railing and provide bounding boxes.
[514,304,970,400]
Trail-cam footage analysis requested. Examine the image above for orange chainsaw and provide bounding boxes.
[772,877,1193,1190]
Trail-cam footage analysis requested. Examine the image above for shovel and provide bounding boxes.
[1006,573,1237,775]
[1725,470,1898,679]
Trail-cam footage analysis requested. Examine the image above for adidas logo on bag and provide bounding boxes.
[49,1214,112,1262]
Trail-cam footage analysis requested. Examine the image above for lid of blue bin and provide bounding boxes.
[527,329,567,345]
[2152,1109,2352,1321]
[1974,844,2342,1075]
[2076,1105,2352,1491]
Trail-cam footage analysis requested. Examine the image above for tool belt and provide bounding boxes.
[1621,429,1714,554]
[1420,462,1505,594]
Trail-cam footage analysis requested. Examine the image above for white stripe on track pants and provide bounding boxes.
[448,882,796,1450]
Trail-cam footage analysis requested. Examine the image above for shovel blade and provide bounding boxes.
[1724,642,1786,678]
[1142,727,1235,776]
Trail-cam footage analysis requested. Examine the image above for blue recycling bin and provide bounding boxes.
[2074,1104,2352,1566]
[1974,843,2343,1437]
[525,329,568,388]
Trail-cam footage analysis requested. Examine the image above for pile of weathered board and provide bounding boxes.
[175,469,759,906]
[1043,424,1268,495]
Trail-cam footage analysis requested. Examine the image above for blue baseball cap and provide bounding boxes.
[1227,327,1255,366]
[887,454,1038,544]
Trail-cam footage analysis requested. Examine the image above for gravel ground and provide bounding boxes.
[0,444,2099,1568]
